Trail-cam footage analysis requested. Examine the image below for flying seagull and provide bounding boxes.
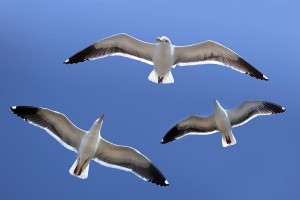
[64,33,268,84]
[161,100,285,147]
[10,106,169,187]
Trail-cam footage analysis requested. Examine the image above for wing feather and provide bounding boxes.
[174,40,268,80]
[64,33,155,65]
[10,106,85,152]
[161,115,217,144]
[226,101,285,127]
[93,138,169,187]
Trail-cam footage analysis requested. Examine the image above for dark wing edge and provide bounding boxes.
[10,106,84,152]
[64,44,100,64]
[63,33,154,65]
[174,41,269,81]
[94,139,169,187]
[161,116,217,144]
[228,101,286,127]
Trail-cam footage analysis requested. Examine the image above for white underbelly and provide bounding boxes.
[79,134,99,159]
[215,111,231,133]
[153,46,174,76]
[154,64,172,76]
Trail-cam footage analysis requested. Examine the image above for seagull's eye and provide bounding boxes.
[166,40,168,43]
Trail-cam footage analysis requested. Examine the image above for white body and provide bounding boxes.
[213,100,236,147]
[69,118,102,179]
[150,44,175,83]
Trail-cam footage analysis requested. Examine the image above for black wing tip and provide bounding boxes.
[148,179,169,187]
[63,59,70,64]
[263,76,269,81]
[64,45,96,64]
[160,138,175,144]
[10,106,16,112]
[237,57,269,81]
[246,71,269,81]
[246,72,269,81]
[10,106,39,119]
[63,58,89,64]
[161,126,179,144]
[264,102,286,114]
[147,164,170,187]
[261,74,269,81]
[278,106,286,113]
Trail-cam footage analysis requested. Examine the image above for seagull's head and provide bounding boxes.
[214,98,220,107]
[156,36,172,45]
[99,113,105,121]
[95,113,105,126]
[91,113,105,134]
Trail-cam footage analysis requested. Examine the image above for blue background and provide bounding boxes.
[1,0,299,199]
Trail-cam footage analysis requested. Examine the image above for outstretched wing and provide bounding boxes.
[226,101,286,127]
[11,106,85,152]
[161,115,218,144]
[93,138,169,187]
[173,40,268,80]
[64,33,155,65]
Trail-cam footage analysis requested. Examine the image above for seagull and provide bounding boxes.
[161,100,285,147]
[64,33,268,84]
[10,106,169,187]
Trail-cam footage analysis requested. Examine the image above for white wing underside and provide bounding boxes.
[175,130,218,140]
[89,52,154,66]
[177,60,245,74]
[226,101,284,128]
[231,113,272,128]
[27,120,81,152]
[93,158,148,181]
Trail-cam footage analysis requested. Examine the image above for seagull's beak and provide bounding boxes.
[100,113,105,120]
[156,37,163,42]
[214,99,220,106]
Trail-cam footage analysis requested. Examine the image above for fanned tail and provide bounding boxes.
[69,158,90,179]
[163,72,174,84]
[148,70,174,84]
[221,132,237,147]
[148,70,159,84]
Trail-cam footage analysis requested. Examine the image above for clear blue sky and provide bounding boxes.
[1,0,299,199]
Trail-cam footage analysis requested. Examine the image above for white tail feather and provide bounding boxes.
[221,132,237,147]
[69,159,78,176]
[148,70,174,84]
[78,163,89,179]
[148,70,159,83]
[69,159,90,179]
[163,72,174,84]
